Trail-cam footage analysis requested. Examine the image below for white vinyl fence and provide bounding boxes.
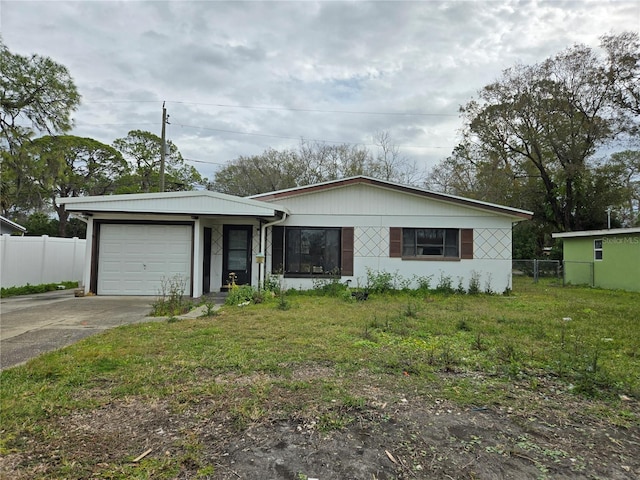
[0,235,86,288]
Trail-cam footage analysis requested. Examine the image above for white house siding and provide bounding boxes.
[200,218,261,292]
[263,183,518,293]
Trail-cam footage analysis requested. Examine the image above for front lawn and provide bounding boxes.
[1,277,638,479]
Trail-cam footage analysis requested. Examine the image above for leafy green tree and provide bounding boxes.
[20,212,87,238]
[21,212,58,236]
[113,130,203,193]
[601,32,640,132]
[24,135,127,236]
[428,33,639,255]
[605,150,640,226]
[0,40,80,154]
[210,133,423,196]
[211,148,304,196]
[460,46,612,232]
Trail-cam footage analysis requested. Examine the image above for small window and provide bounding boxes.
[594,239,603,261]
[402,228,460,258]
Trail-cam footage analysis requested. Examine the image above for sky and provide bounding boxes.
[1,0,639,184]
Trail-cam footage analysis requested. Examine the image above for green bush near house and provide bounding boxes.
[0,281,79,298]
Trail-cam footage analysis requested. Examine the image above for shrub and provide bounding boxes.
[414,274,433,291]
[468,271,481,295]
[366,268,394,293]
[263,274,281,294]
[225,285,256,306]
[1,281,79,298]
[312,274,348,296]
[435,272,454,294]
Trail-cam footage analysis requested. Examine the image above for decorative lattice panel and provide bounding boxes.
[355,227,387,257]
[211,224,223,255]
[474,228,511,259]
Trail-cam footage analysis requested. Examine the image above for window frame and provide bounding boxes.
[594,238,603,261]
[399,227,462,261]
[284,226,342,277]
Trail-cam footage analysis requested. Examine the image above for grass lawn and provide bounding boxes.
[1,277,639,479]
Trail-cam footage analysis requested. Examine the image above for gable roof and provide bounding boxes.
[250,176,533,220]
[57,190,289,218]
[552,227,640,239]
[0,215,27,233]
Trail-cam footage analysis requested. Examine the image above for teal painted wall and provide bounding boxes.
[562,233,640,292]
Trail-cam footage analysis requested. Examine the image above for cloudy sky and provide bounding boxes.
[2,0,639,183]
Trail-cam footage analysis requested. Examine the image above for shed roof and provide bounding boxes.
[552,227,640,239]
[251,176,533,220]
[57,190,289,218]
[0,215,27,233]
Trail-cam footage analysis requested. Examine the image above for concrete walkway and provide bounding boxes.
[0,290,157,370]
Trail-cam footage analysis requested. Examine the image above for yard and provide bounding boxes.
[1,277,639,479]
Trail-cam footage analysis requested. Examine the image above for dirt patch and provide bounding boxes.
[2,371,638,479]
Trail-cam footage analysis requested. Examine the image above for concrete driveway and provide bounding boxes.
[0,290,156,370]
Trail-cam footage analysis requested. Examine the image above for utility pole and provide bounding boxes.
[160,102,167,192]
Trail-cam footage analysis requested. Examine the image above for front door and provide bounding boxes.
[223,225,252,288]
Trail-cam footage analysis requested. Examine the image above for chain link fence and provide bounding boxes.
[512,259,562,283]
[560,261,594,287]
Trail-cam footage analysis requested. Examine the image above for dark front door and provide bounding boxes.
[202,227,212,294]
[223,225,252,288]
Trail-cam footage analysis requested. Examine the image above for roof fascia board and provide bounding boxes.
[552,227,640,238]
[57,191,289,216]
[0,215,27,232]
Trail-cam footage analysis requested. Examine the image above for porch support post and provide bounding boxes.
[84,218,94,294]
[259,212,287,289]
[192,218,202,298]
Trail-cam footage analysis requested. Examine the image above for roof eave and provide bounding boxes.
[552,227,640,238]
[251,176,533,220]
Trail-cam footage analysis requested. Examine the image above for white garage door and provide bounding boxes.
[98,224,192,295]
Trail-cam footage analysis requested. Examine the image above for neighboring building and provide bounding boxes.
[0,216,26,235]
[58,176,532,297]
[552,227,640,292]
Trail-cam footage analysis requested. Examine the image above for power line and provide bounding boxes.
[80,99,458,117]
[182,157,228,166]
[173,122,450,149]
[80,122,157,127]
[167,100,458,117]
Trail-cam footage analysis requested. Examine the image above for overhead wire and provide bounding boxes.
[81,98,458,117]
[74,99,457,166]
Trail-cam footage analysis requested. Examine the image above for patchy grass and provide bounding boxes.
[1,277,639,479]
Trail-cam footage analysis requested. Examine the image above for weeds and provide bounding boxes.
[151,275,191,316]
[366,268,394,293]
[200,302,218,317]
[225,285,255,306]
[435,272,454,294]
[468,271,481,295]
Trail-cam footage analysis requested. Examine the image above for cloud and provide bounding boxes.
[2,0,639,181]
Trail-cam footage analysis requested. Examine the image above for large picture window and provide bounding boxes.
[402,228,460,258]
[285,228,341,275]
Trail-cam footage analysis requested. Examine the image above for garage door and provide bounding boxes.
[98,224,192,295]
